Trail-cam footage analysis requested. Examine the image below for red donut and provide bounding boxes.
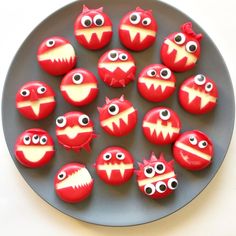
[16,81,56,120]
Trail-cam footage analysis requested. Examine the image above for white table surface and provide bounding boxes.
[1,0,236,235]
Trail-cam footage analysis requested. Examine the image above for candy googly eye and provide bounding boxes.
[154,162,166,174]
[174,33,186,45]
[194,74,206,85]
[144,183,155,195]
[168,178,178,190]
[37,86,46,94]
[40,135,48,145]
[46,39,55,47]
[20,89,30,97]
[56,116,67,128]
[93,14,104,26]
[116,152,125,160]
[108,104,119,115]
[57,171,66,180]
[129,13,141,25]
[205,82,213,92]
[78,114,90,126]
[81,15,92,27]
[144,166,155,178]
[103,152,112,161]
[108,50,119,61]
[198,140,208,149]
[142,17,151,26]
[32,134,40,144]
[156,181,167,193]
[147,69,157,77]
[189,136,198,145]
[160,68,171,79]
[72,73,83,85]
[159,109,171,121]
[186,41,198,53]
[23,135,31,145]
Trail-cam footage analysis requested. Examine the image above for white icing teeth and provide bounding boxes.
[98,62,135,73]
[75,26,112,43]
[17,96,55,116]
[61,84,97,102]
[120,24,156,42]
[175,142,212,161]
[17,145,53,162]
[138,171,175,187]
[164,39,197,66]
[143,120,180,139]
[182,86,217,109]
[38,44,75,63]
[139,77,175,92]
[56,168,92,190]
[101,107,135,131]
[56,125,93,139]
[98,162,133,179]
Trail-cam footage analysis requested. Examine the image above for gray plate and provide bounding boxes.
[2,0,235,227]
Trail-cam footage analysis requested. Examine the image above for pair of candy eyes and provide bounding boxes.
[174,33,198,53]
[81,14,105,28]
[189,136,208,148]
[23,135,48,145]
[146,68,172,80]
[129,13,152,26]
[20,86,47,97]
[103,152,125,161]
[144,162,166,178]
[194,74,214,92]
[144,178,178,195]
[108,50,128,62]
[56,114,90,128]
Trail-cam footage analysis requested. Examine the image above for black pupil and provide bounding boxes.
[22,91,27,95]
[160,184,166,191]
[110,52,117,59]
[190,137,194,141]
[118,154,122,158]
[34,135,39,140]
[143,20,148,25]
[146,168,153,174]
[171,181,177,188]
[42,138,47,143]
[122,55,126,60]
[85,19,91,26]
[146,187,153,194]
[41,87,45,92]
[207,84,212,89]
[74,74,81,81]
[82,117,88,124]
[189,45,196,51]
[105,155,110,159]
[131,14,137,21]
[162,110,169,116]
[96,19,102,25]
[25,137,29,141]
[59,174,64,178]
[151,71,156,76]
[156,164,164,171]
[198,75,205,81]
[49,40,54,45]
[202,142,207,146]
[109,105,116,112]
[161,70,168,76]
[57,118,63,124]
[175,35,182,42]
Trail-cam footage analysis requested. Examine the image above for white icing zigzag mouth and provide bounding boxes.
[164,39,197,66]
[61,83,97,102]
[56,168,92,190]
[101,107,136,131]
[17,96,55,116]
[181,86,217,109]
[138,171,175,187]
[17,145,53,162]
[75,26,112,43]
[175,141,211,161]
[120,24,156,42]
[98,62,135,73]
[57,125,93,139]
[143,120,180,139]
[139,77,175,92]
[38,44,75,63]
[98,162,133,179]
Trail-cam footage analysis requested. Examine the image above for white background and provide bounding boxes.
[0,0,236,235]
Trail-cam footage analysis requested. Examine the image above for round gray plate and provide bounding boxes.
[2,0,235,227]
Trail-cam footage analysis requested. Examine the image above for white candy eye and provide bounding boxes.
[116,152,125,160]
[46,39,55,47]
[144,183,155,195]
[205,82,213,92]
[78,114,90,126]
[56,116,67,128]
[189,136,198,145]
[194,74,206,85]
[108,50,119,61]
[23,135,31,145]
[142,17,151,26]
[144,166,155,178]
[32,134,40,144]
[119,53,128,61]
[159,109,171,121]
[72,73,83,85]
[57,171,66,180]
[198,140,208,149]
[93,14,104,26]
[40,135,48,145]
[147,69,157,77]
[156,181,167,193]
[154,162,166,174]
[37,86,46,94]
[160,68,171,79]
[20,89,30,97]
[103,152,112,161]
[168,178,178,190]
[108,104,119,115]
[81,15,92,27]
[174,33,186,45]
[129,12,141,25]
[186,41,198,53]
